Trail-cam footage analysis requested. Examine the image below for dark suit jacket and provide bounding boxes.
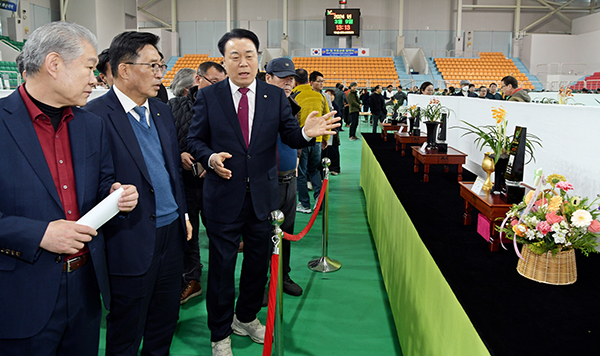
[0,90,113,338]
[85,88,187,276]
[187,79,312,224]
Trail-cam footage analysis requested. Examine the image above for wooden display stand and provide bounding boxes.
[379,122,407,141]
[412,146,467,183]
[395,132,427,156]
[458,182,512,252]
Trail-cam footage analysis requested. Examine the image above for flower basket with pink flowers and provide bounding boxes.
[499,174,600,284]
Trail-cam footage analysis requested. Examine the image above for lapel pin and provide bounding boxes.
[264,95,267,98]
[157,113,160,116]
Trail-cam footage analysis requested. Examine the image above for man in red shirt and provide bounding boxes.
[0,22,138,354]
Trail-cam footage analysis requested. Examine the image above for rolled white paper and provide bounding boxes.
[76,187,124,229]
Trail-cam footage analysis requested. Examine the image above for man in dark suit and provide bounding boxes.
[188,28,339,356]
[85,31,191,356]
[0,22,138,354]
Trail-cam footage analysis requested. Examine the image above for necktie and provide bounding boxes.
[238,87,250,148]
[133,106,148,128]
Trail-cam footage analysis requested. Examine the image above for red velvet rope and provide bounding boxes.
[283,178,329,242]
[262,253,279,356]
[263,176,329,353]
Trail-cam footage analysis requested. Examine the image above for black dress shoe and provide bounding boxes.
[282,275,303,296]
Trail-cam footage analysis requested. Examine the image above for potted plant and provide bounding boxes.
[421,98,450,149]
[456,106,542,193]
[498,174,600,284]
[406,104,420,135]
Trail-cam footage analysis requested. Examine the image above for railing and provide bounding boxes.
[432,49,480,58]
[536,62,586,76]
[0,39,20,52]
[0,70,22,90]
[547,80,574,91]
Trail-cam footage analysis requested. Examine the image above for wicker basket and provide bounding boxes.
[516,245,577,285]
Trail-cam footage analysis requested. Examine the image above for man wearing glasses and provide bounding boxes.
[85,31,191,355]
[501,75,531,102]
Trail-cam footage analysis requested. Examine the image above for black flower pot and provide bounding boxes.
[424,121,439,150]
[408,117,415,133]
[492,155,509,194]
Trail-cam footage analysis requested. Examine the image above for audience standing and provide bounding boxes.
[264,57,304,297]
[478,86,488,98]
[369,85,386,134]
[168,61,227,305]
[501,75,531,102]
[347,82,361,141]
[333,82,348,129]
[324,88,342,175]
[360,88,370,113]
[97,48,114,87]
[486,82,503,100]
[394,85,407,105]
[293,69,330,214]
[419,81,434,95]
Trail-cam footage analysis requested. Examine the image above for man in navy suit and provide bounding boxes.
[187,29,340,356]
[85,31,191,355]
[0,22,138,355]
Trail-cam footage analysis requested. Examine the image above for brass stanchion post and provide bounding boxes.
[269,210,285,356]
[308,158,341,273]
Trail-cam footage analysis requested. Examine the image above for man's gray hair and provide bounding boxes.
[21,21,97,76]
[171,68,195,97]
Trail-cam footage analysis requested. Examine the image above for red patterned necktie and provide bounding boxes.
[238,87,250,148]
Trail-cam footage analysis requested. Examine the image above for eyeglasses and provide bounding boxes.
[125,62,168,73]
[200,74,219,84]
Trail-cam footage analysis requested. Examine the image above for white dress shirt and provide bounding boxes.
[208,78,312,170]
[112,84,151,126]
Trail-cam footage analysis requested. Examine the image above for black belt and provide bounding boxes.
[62,253,89,272]
[278,174,295,183]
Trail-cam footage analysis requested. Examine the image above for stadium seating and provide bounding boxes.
[570,72,600,91]
[0,60,21,89]
[162,54,222,87]
[292,57,399,88]
[435,52,534,90]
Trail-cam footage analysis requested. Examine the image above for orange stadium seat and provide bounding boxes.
[162,54,223,87]
[435,52,529,89]
[292,57,400,88]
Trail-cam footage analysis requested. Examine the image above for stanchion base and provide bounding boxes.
[308,256,341,273]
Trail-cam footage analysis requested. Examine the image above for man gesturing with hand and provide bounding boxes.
[188,29,339,356]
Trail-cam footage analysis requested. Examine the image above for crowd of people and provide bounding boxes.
[1,20,543,356]
[0,23,341,356]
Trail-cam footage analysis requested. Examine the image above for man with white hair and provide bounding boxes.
[0,21,138,354]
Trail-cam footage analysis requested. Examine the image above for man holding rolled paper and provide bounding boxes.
[0,22,138,355]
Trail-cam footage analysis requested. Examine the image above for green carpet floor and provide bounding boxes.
[98,120,402,355]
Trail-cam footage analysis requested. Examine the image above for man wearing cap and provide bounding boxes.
[264,58,303,296]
